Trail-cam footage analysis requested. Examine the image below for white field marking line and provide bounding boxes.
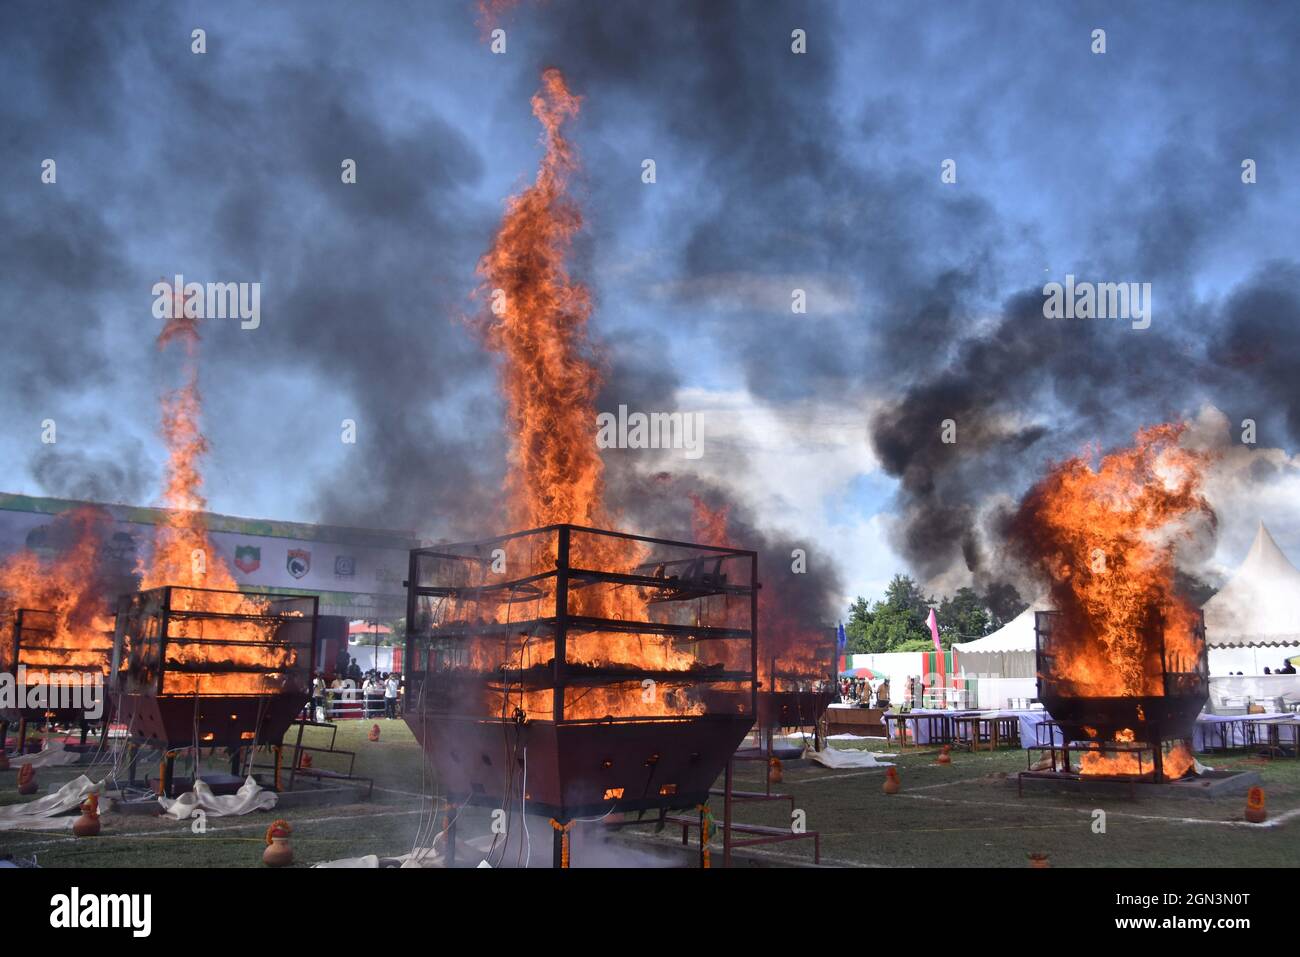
[3,807,426,850]
[896,790,1300,828]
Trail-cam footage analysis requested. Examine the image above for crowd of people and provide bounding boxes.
[310,669,403,721]
[837,676,889,708]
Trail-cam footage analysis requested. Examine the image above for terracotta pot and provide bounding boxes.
[17,767,37,795]
[263,836,294,867]
[368,724,381,742]
[1246,787,1266,823]
[73,811,101,837]
[1028,853,1051,869]
[882,769,900,795]
[769,758,783,784]
[937,746,952,765]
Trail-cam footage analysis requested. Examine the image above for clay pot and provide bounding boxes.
[769,757,783,784]
[16,766,37,795]
[936,745,952,765]
[368,724,381,742]
[263,836,294,867]
[1245,786,1267,824]
[883,768,900,795]
[1027,853,1051,869]
[73,802,101,838]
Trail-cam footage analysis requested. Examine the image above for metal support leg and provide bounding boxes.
[699,804,711,869]
[160,752,176,798]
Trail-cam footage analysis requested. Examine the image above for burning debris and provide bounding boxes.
[403,524,756,821]
[114,585,317,791]
[0,507,121,753]
[1012,425,1213,780]
[0,507,117,689]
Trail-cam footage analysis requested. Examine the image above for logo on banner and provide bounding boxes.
[234,545,261,574]
[334,555,356,577]
[286,549,311,579]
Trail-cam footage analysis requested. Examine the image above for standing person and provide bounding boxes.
[362,674,380,719]
[384,671,400,719]
[327,675,344,719]
[311,673,326,722]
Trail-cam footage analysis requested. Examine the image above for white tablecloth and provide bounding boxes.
[883,709,1050,745]
[881,708,1292,751]
[1192,712,1289,750]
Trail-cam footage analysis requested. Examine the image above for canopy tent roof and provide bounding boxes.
[952,599,1052,655]
[1203,522,1300,648]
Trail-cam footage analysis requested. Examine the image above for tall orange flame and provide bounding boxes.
[1011,424,1212,698]
[140,307,236,592]
[134,297,292,694]
[476,68,606,533]
[454,71,722,720]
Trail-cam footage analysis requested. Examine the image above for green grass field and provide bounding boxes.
[3,722,1297,868]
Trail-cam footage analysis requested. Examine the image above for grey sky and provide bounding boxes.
[2,1,1298,607]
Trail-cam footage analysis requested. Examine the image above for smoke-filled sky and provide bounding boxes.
[3,1,1299,611]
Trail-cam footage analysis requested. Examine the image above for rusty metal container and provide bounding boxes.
[403,524,757,822]
[112,585,318,750]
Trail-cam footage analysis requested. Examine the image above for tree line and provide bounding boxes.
[844,575,1029,654]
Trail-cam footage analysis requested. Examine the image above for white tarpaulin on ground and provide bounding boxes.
[0,774,100,831]
[803,747,895,769]
[314,854,384,868]
[158,775,276,820]
[8,742,83,769]
[313,842,455,868]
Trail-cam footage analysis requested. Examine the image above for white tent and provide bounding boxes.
[951,600,1051,706]
[952,599,1051,658]
[1202,522,1300,649]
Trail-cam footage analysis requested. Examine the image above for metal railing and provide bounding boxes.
[311,690,400,721]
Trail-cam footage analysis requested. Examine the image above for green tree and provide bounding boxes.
[937,586,992,646]
[845,574,935,653]
[844,596,874,654]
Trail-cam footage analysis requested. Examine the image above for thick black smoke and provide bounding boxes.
[4,0,1298,607]
[29,438,151,505]
[0,3,497,538]
[605,468,844,647]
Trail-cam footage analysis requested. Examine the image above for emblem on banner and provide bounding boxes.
[286,549,311,579]
[234,545,261,574]
[335,555,356,577]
